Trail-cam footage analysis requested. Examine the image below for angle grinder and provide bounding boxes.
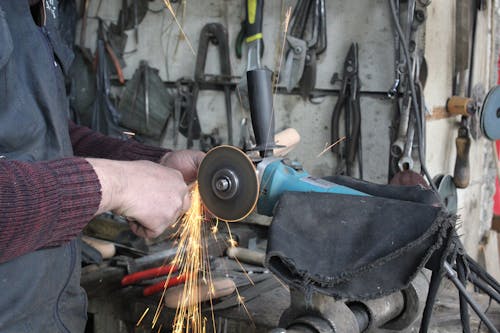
[197,145,367,221]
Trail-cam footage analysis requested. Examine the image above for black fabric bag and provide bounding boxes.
[119,62,173,139]
[265,184,456,301]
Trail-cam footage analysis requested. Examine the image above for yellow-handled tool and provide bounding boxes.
[245,0,264,71]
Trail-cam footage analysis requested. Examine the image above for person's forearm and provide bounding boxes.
[0,158,101,263]
[69,121,169,162]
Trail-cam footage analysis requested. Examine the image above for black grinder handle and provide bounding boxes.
[247,68,275,157]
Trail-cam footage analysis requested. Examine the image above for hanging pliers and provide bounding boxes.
[331,43,361,177]
[281,0,327,98]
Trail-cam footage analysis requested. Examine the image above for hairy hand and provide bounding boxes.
[160,150,205,183]
[88,159,191,238]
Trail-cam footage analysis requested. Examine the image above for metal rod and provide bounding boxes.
[469,273,500,304]
[444,262,499,333]
[467,254,500,295]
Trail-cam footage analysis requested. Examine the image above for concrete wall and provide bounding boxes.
[77,0,497,258]
[424,0,496,258]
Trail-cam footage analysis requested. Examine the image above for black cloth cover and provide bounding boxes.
[119,63,173,139]
[266,189,456,301]
[323,175,440,206]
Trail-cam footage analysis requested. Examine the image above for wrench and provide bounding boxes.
[398,113,415,170]
[391,95,411,157]
[391,0,416,158]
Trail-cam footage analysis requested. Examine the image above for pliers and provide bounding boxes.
[121,264,187,296]
[331,43,362,177]
[281,0,327,98]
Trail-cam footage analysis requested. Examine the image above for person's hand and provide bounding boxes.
[87,158,191,238]
[159,150,205,183]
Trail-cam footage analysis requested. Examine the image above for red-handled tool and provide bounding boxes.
[142,274,188,296]
[121,265,187,296]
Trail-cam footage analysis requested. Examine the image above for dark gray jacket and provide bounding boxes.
[0,1,86,332]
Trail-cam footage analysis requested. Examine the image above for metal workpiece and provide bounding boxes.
[275,273,429,333]
[382,270,429,330]
[279,290,359,333]
[286,316,333,333]
[358,292,405,332]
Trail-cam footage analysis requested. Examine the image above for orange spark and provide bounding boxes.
[136,307,150,327]
[317,137,347,157]
[163,0,195,55]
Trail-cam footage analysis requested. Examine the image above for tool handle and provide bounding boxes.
[164,278,236,308]
[227,246,266,266]
[446,96,474,116]
[121,265,178,286]
[245,0,264,43]
[247,68,275,157]
[453,126,471,189]
[82,236,116,259]
[105,43,125,85]
[274,128,300,156]
[143,274,187,296]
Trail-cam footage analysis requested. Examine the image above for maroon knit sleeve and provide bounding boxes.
[0,158,101,263]
[69,121,170,162]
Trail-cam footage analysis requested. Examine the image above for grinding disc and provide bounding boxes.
[198,145,259,222]
[479,85,500,140]
[433,174,458,214]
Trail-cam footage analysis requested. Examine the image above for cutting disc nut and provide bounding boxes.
[212,169,239,200]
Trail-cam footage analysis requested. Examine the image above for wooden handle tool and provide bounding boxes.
[453,123,471,188]
[274,128,301,157]
[164,277,236,309]
[227,246,265,267]
[82,236,116,259]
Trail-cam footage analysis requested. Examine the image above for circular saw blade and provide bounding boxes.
[433,174,458,214]
[198,145,259,222]
[480,85,500,140]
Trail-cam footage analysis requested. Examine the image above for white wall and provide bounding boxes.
[77,0,497,258]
